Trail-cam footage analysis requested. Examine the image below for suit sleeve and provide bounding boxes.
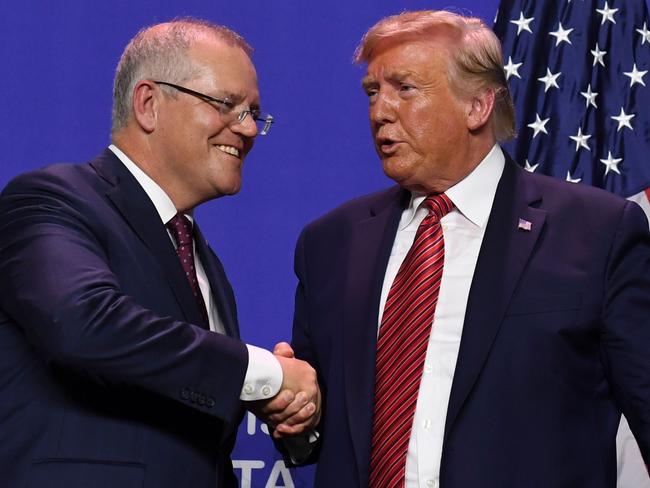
[601,200,650,463]
[0,172,248,424]
[292,229,322,381]
[272,227,324,466]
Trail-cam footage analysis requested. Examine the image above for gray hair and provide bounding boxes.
[354,10,516,141]
[111,18,253,133]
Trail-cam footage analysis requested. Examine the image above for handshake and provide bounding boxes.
[247,342,321,439]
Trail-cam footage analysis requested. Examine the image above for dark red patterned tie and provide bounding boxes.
[369,193,454,488]
[166,213,209,327]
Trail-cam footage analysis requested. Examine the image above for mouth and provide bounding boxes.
[376,137,401,155]
[215,144,241,158]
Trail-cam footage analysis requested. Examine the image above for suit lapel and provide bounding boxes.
[193,224,240,338]
[90,149,205,327]
[443,157,546,443]
[193,225,244,443]
[342,186,407,486]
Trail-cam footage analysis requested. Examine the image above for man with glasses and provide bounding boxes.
[0,18,318,488]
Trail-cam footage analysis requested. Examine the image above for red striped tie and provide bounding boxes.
[369,193,453,488]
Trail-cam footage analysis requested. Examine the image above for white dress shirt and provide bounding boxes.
[376,144,505,488]
[108,144,282,401]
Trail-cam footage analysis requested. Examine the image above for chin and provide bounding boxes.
[207,168,242,196]
[217,181,242,197]
[382,159,412,184]
[383,166,432,194]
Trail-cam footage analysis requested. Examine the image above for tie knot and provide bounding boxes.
[423,193,454,220]
[166,213,193,247]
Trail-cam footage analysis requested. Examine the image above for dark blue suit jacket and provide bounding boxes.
[291,153,650,487]
[0,149,248,488]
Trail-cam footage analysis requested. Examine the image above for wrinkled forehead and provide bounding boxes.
[365,26,461,66]
[188,36,260,103]
[363,35,455,82]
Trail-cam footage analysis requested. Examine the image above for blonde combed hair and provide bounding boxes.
[354,10,516,141]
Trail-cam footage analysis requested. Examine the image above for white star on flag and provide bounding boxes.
[524,160,539,172]
[504,56,523,80]
[623,63,647,87]
[600,151,622,175]
[549,22,574,46]
[510,12,534,35]
[495,0,650,227]
[569,127,591,151]
[596,2,618,25]
[638,22,650,45]
[565,171,582,183]
[538,68,561,92]
[580,84,598,108]
[611,108,635,131]
[527,114,550,137]
[591,43,606,67]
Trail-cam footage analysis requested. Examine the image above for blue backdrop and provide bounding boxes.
[2,1,647,486]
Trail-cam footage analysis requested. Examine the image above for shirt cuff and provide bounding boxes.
[240,345,283,401]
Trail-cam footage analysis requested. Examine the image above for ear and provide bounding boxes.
[131,80,158,133]
[466,87,495,132]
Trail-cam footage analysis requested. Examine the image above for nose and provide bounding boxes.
[232,112,258,138]
[370,92,398,125]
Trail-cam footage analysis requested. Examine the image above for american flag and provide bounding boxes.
[493,0,650,219]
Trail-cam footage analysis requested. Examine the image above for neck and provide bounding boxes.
[111,131,196,213]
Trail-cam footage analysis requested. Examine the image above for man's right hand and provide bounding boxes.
[248,342,321,439]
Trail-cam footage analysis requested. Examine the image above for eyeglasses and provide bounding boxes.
[153,81,274,136]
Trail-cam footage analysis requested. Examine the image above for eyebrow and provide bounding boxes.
[361,76,377,89]
[214,90,242,104]
[216,90,261,110]
[388,70,422,83]
[361,70,423,89]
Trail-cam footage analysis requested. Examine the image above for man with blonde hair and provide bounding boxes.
[281,10,650,487]
[0,18,319,488]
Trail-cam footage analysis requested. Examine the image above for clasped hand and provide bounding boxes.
[248,342,321,439]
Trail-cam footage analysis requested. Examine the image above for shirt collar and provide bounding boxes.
[400,143,505,230]
[109,144,192,225]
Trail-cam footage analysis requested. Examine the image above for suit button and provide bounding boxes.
[198,394,206,406]
[181,388,190,400]
[261,384,272,397]
[207,397,216,408]
[243,384,254,395]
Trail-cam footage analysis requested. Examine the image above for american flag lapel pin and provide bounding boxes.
[518,218,532,231]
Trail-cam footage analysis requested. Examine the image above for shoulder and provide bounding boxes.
[516,163,635,219]
[0,149,123,211]
[2,160,100,199]
[508,163,649,247]
[0,154,118,238]
[301,185,403,235]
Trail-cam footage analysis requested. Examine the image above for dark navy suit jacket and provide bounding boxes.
[0,149,248,487]
[291,153,650,487]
